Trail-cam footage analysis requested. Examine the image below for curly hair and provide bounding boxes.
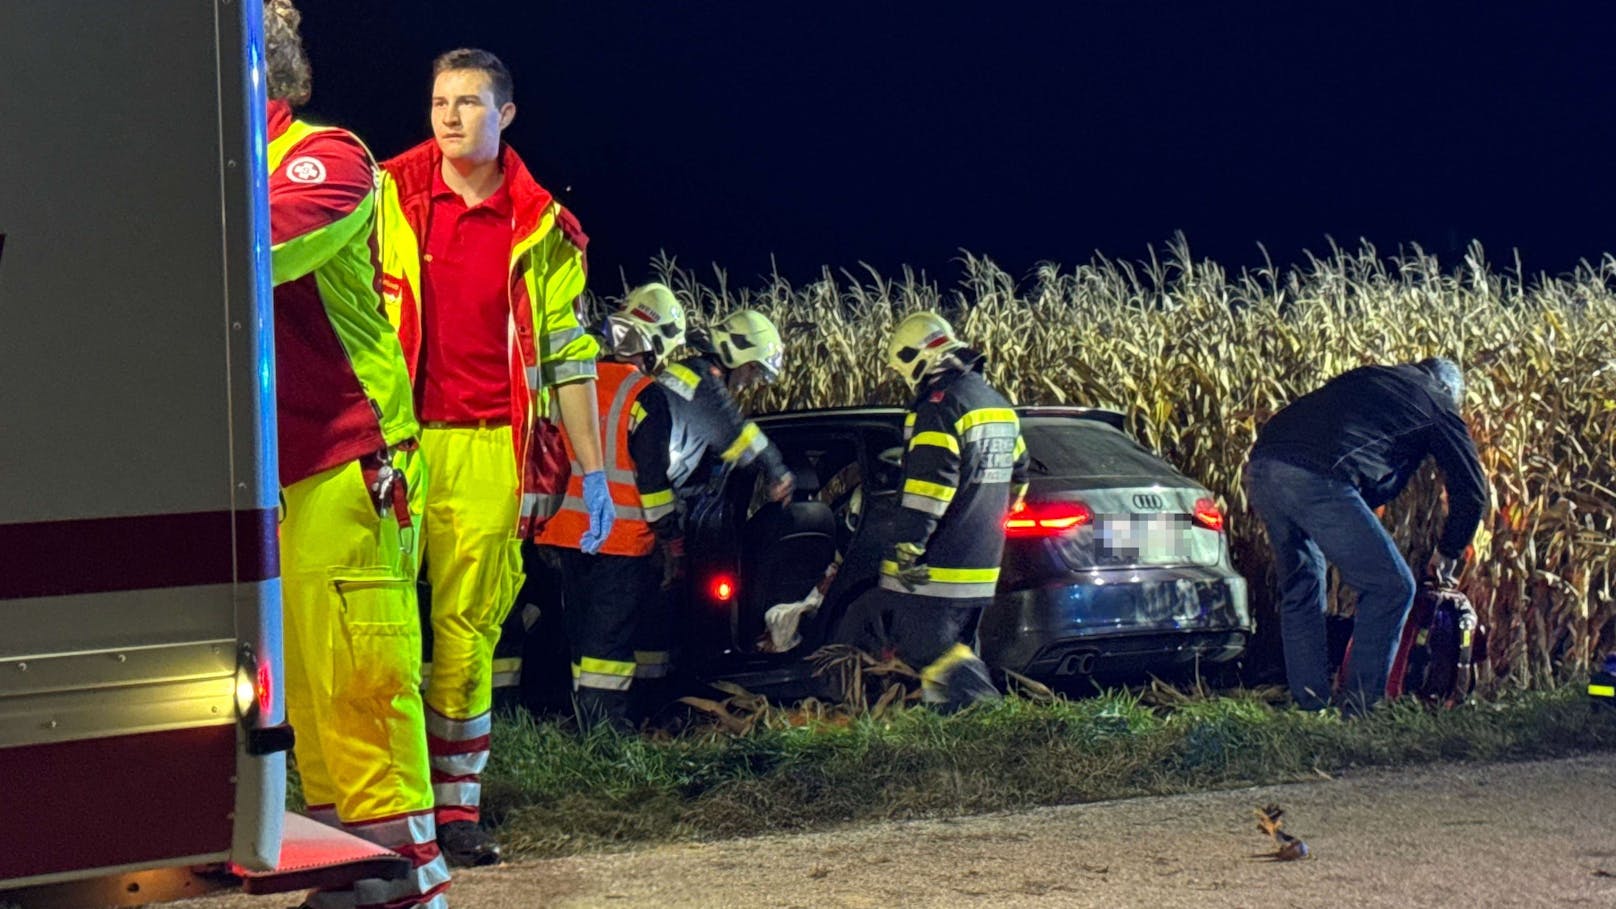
[432,48,514,107]
[263,0,313,107]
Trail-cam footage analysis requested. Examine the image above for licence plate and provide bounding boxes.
[1099,514,1189,565]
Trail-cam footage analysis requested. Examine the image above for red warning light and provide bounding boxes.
[711,576,735,602]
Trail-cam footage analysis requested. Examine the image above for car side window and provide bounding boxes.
[861,424,906,494]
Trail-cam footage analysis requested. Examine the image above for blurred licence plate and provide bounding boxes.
[1099,514,1189,565]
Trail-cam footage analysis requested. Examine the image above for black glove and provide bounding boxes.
[659,536,686,591]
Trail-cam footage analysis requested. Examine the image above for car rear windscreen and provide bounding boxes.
[1021,418,1183,483]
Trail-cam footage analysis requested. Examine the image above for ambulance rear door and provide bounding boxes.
[0,0,287,894]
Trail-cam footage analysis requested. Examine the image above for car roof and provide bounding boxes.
[756,404,1127,432]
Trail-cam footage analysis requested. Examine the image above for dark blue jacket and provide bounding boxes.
[1251,363,1487,558]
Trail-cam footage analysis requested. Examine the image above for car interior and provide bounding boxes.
[724,429,887,653]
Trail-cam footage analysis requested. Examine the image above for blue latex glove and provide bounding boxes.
[580,470,614,554]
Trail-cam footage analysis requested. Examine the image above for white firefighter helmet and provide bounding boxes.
[606,283,686,363]
[710,309,784,382]
[886,310,965,389]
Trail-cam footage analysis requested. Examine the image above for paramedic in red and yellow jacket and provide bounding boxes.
[262,3,447,907]
[379,48,610,867]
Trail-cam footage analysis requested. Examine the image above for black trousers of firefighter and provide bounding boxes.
[838,588,999,711]
[554,547,656,731]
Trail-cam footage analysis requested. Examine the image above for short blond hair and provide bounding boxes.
[263,0,312,107]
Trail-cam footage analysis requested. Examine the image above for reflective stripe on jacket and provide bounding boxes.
[378,140,598,535]
[266,101,418,487]
[880,357,1030,600]
[535,361,664,556]
[658,355,788,491]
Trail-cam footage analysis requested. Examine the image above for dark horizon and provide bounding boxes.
[297,1,1616,292]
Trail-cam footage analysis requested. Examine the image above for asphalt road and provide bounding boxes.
[175,753,1616,908]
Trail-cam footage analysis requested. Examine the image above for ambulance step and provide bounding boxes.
[235,812,410,895]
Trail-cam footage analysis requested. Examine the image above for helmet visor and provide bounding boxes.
[757,349,783,383]
[605,313,653,359]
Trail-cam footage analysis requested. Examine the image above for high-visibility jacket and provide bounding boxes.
[657,354,789,492]
[880,352,1030,601]
[536,360,676,557]
[378,140,599,536]
[267,100,417,487]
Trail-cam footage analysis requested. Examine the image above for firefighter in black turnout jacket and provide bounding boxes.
[533,284,684,731]
[656,310,795,504]
[878,311,1029,710]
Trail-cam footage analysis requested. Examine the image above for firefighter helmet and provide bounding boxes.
[710,309,784,383]
[606,283,686,364]
[887,311,965,389]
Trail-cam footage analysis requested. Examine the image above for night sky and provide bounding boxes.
[297,1,1616,291]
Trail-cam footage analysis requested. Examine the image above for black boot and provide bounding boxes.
[575,687,634,734]
[932,655,1001,713]
[630,676,675,727]
[438,819,502,868]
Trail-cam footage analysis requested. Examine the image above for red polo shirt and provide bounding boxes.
[417,166,515,423]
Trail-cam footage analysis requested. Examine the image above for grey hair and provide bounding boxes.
[1416,357,1465,408]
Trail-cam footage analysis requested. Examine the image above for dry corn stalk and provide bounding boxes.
[598,238,1615,694]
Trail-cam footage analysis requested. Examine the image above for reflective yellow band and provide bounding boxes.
[909,431,959,454]
[1591,684,1615,698]
[955,407,1018,435]
[641,486,677,522]
[573,658,636,691]
[721,422,766,463]
[929,566,1000,583]
[921,643,980,690]
[664,363,700,394]
[635,650,672,679]
[1014,435,1027,457]
[903,478,956,502]
[579,656,636,677]
[630,400,648,429]
[878,562,999,584]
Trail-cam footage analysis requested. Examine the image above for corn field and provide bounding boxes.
[594,237,1616,694]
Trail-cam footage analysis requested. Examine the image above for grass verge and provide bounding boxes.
[481,685,1616,859]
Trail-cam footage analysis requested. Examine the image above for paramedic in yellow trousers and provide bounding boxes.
[380,48,611,867]
[537,285,686,731]
[263,2,448,906]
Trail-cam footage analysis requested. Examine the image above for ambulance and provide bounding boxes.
[1,2,406,905]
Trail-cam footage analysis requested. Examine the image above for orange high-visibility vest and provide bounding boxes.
[535,361,657,557]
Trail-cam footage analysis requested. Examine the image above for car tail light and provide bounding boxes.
[1193,497,1225,532]
[710,575,736,602]
[1005,500,1094,538]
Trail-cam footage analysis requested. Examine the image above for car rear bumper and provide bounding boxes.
[979,566,1251,680]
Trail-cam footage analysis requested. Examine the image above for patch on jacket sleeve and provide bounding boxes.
[284,156,327,185]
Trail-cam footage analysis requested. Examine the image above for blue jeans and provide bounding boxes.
[1244,457,1416,711]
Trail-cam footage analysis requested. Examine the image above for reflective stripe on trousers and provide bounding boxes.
[634,650,671,679]
[302,807,448,909]
[433,780,482,809]
[573,657,635,691]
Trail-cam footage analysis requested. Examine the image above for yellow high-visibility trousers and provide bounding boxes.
[420,426,523,825]
[280,450,450,908]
